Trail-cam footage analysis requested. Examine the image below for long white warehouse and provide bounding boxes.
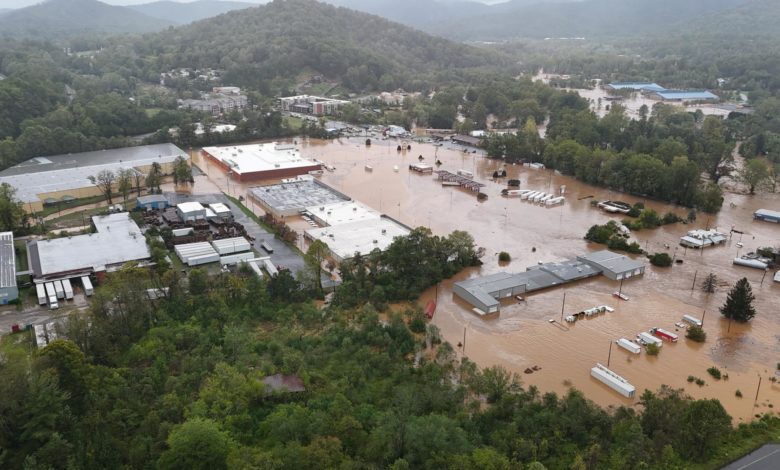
[590,363,636,398]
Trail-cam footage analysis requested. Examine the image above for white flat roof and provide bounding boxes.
[30,213,150,277]
[177,201,205,213]
[203,143,318,175]
[0,232,16,289]
[305,201,380,226]
[305,217,410,260]
[209,202,231,214]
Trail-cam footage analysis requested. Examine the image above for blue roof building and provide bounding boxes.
[650,90,719,101]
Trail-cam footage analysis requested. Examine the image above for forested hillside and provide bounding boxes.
[1,232,777,469]
[131,0,510,92]
[0,0,174,40]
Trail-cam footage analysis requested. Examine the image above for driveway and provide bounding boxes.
[164,192,337,288]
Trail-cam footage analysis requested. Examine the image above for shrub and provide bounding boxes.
[638,209,661,228]
[409,314,426,334]
[645,343,660,356]
[707,366,722,380]
[649,252,673,267]
[686,325,707,342]
[735,389,743,398]
[661,212,683,225]
[498,251,511,262]
[687,375,695,383]
[695,378,705,386]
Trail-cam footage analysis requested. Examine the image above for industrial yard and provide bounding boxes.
[186,135,780,421]
[3,134,778,421]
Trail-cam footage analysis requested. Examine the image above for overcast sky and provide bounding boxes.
[3,0,506,9]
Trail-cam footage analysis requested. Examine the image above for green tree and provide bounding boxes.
[678,400,731,461]
[738,158,770,194]
[720,278,756,322]
[145,161,163,192]
[172,156,193,187]
[157,418,233,470]
[304,239,329,295]
[88,169,116,204]
[701,273,717,293]
[116,168,134,205]
[0,182,27,231]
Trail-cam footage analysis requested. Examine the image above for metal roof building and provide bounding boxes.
[28,213,151,280]
[577,250,646,281]
[454,259,602,314]
[650,90,719,101]
[249,179,350,218]
[0,143,186,213]
[679,229,728,249]
[0,232,18,304]
[136,194,170,210]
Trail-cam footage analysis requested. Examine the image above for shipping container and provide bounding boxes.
[457,169,473,178]
[263,259,278,277]
[617,338,641,354]
[260,242,274,254]
[34,324,48,348]
[54,281,65,300]
[81,276,93,296]
[545,196,565,206]
[62,279,74,300]
[681,314,702,327]
[35,284,47,306]
[44,283,56,300]
[590,363,636,398]
[219,252,256,266]
[650,327,679,342]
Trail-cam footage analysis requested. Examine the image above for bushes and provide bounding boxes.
[498,251,511,262]
[707,367,722,380]
[686,326,707,342]
[586,220,643,253]
[623,208,682,231]
[649,252,673,267]
[646,343,660,356]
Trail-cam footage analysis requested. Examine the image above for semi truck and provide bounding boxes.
[44,283,58,309]
[35,284,47,306]
[650,327,679,343]
[62,279,74,300]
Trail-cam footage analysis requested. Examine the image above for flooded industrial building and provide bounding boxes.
[189,135,780,421]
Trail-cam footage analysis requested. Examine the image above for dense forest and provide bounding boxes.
[1,229,777,469]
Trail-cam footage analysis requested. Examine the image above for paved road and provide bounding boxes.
[721,444,780,470]
[165,192,337,288]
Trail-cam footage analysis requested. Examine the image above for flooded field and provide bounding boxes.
[191,137,780,421]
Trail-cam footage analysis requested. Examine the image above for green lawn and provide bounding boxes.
[14,240,28,271]
[38,195,107,218]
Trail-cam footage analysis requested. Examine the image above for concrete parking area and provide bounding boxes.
[720,444,780,470]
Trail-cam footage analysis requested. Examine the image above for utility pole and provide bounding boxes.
[691,270,698,292]
[607,341,613,367]
[754,375,763,406]
[560,292,566,323]
[701,309,706,326]
[761,268,768,286]
[462,326,467,356]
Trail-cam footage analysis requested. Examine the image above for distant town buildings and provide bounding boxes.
[279,95,350,116]
[179,93,248,116]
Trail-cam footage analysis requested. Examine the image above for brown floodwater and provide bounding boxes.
[190,137,780,421]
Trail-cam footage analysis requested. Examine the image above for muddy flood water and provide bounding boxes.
[191,137,780,421]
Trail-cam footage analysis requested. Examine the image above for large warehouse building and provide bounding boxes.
[0,232,18,304]
[249,178,350,218]
[202,143,321,181]
[27,212,151,282]
[454,250,646,314]
[305,217,411,262]
[0,143,187,213]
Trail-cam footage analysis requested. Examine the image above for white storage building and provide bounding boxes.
[175,242,219,266]
[211,237,252,256]
[590,363,636,398]
[177,202,207,222]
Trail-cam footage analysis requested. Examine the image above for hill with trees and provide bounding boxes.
[128,0,258,25]
[0,0,174,40]
[130,0,511,92]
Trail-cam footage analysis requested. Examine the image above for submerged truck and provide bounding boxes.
[650,327,679,343]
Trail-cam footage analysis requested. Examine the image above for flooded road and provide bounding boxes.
[192,137,780,421]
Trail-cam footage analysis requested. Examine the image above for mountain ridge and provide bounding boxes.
[127,0,258,25]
